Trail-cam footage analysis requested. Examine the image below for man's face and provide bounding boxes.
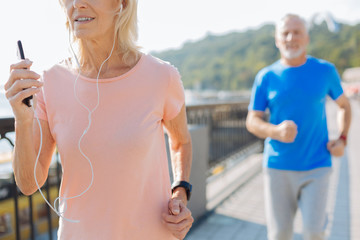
[275,17,309,60]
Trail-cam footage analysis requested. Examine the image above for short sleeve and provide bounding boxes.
[163,67,185,121]
[248,70,268,112]
[327,64,344,100]
[35,76,48,121]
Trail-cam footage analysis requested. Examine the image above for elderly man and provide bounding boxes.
[246,14,351,240]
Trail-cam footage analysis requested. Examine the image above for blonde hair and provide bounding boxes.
[60,0,140,66]
[113,0,140,65]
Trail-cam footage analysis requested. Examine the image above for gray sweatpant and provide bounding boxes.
[263,167,332,240]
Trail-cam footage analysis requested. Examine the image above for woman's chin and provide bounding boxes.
[73,30,95,40]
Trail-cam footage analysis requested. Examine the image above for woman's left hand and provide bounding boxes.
[162,198,194,240]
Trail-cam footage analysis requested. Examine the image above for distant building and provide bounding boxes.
[309,12,340,33]
[343,67,360,82]
[342,67,360,97]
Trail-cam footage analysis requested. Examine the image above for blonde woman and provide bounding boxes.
[5,0,193,239]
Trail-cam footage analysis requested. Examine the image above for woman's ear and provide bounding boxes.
[121,0,127,9]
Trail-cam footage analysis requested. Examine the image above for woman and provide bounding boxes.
[4,0,193,239]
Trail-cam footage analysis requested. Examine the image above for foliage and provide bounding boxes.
[152,22,360,90]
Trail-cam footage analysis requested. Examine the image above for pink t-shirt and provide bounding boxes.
[36,54,184,240]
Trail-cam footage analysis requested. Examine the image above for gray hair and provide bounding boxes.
[276,14,309,34]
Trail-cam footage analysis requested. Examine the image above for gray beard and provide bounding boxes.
[281,47,305,59]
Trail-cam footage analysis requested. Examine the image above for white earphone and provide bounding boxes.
[33,9,119,223]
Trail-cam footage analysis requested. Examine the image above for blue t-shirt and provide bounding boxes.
[248,56,343,171]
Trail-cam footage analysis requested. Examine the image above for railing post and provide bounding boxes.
[29,195,35,240]
[45,179,53,240]
[12,174,20,240]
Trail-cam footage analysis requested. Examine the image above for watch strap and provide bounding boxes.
[171,181,192,201]
[339,134,347,146]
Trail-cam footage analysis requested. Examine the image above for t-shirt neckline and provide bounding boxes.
[77,53,145,83]
[279,55,311,69]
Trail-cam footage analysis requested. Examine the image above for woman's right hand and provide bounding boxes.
[4,59,43,122]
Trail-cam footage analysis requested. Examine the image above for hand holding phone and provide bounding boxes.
[17,40,33,107]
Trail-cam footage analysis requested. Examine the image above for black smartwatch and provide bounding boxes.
[171,181,192,201]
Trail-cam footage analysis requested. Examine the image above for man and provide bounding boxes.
[246,14,351,240]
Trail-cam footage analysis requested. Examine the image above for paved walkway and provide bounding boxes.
[185,99,360,240]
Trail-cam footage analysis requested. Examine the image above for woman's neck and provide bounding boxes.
[77,39,140,79]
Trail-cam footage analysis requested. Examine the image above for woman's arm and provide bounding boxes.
[163,104,192,204]
[162,104,193,239]
[5,59,56,195]
[13,118,56,195]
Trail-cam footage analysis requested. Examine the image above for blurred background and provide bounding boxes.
[0,0,359,239]
[1,0,359,103]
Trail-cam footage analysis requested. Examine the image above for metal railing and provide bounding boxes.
[0,101,259,239]
[0,117,60,240]
[186,101,259,166]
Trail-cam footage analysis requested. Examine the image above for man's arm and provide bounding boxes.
[327,94,352,156]
[246,110,298,143]
[335,94,352,137]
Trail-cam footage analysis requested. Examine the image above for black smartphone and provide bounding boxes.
[17,40,33,107]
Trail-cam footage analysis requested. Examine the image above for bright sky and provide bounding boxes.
[1,0,359,86]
